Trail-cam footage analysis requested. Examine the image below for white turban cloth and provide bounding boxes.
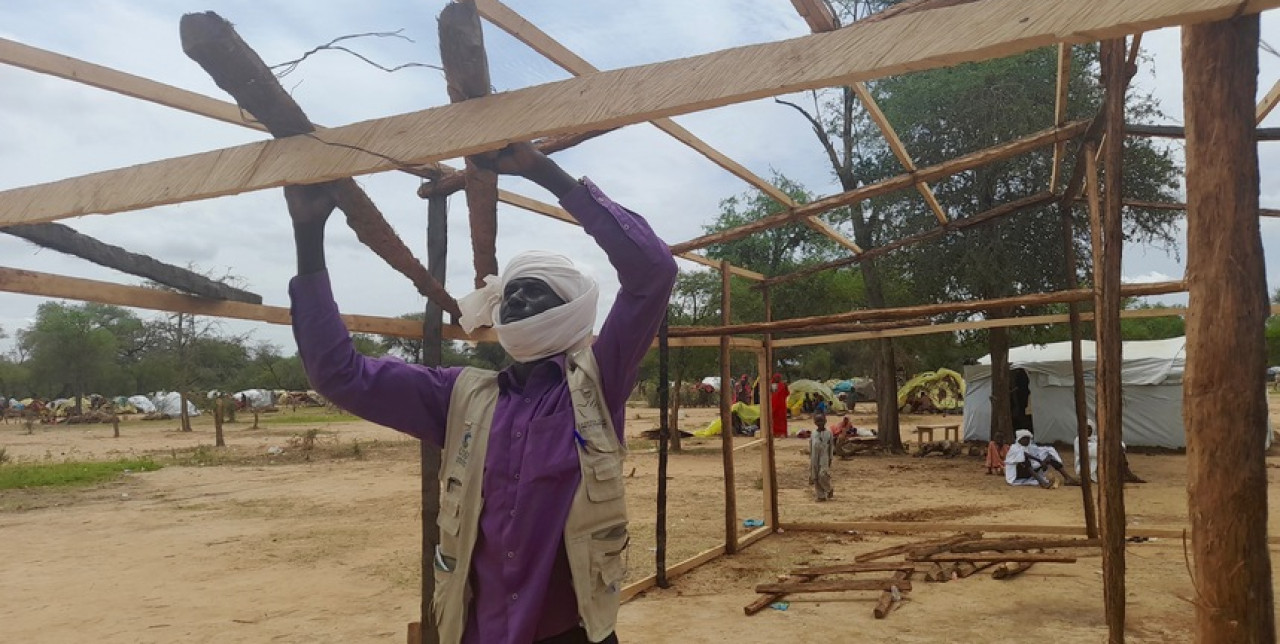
[1014,429,1034,442]
[456,251,599,363]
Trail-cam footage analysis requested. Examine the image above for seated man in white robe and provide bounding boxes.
[1073,419,1146,484]
[1005,429,1079,488]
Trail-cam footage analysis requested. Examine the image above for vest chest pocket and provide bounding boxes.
[583,451,625,502]
[437,479,464,536]
[590,524,629,593]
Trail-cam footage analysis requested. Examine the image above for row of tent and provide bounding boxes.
[5,389,325,418]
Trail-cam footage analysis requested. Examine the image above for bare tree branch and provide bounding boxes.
[272,30,443,77]
[776,98,844,179]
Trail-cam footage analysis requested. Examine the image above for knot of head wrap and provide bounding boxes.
[457,251,598,363]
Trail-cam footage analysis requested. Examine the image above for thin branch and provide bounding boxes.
[776,98,844,178]
[272,30,443,77]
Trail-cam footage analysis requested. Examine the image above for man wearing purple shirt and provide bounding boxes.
[287,143,677,644]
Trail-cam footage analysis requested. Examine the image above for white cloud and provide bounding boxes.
[1123,270,1177,284]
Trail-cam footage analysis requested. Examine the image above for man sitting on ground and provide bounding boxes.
[1074,419,1146,484]
[1005,429,1079,488]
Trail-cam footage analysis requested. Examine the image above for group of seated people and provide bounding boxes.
[989,420,1145,488]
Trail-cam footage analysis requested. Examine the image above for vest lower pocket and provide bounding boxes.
[438,490,463,536]
[591,524,629,592]
[583,452,625,502]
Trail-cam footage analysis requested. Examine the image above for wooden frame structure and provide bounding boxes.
[1,1,1278,642]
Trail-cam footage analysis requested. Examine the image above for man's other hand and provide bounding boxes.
[285,183,339,227]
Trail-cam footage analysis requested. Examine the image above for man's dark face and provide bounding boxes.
[500,277,566,324]
[1018,436,1032,446]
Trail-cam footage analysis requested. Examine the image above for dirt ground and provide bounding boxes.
[1,397,1278,643]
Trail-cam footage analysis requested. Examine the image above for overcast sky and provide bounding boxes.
[0,1,1277,357]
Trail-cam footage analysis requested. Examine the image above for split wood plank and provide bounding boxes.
[2,222,261,303]
[674,121,1086,253]
[179,12,459,317]
[920,554,1077,563]
[854,533,981,562]
[850,82,949,224]
[474,0,799,208]
[873,569,912,619]
[678,280,1185,336]
[439,1,500,287]
[1258,77,1280,124]
[992,562,1036,580]
[1182,16,1276,642]
[949,538,1099,553]
[6,0,1275,225]
[1049,44,1072,192]
[790,562,924,576]
[755,579,913,594]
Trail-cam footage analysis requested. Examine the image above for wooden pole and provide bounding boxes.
[762,285,779,529]
[178,12,460,317]
[439,1,500,287]
[756,349,775,530]
[1182,15,1275,642]
[1096,39,1128,643]
[719,261,738,555]
[1060,200,1098,539]
[416,194,448,644]
[656,314,671,588]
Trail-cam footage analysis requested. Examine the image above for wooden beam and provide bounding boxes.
[419,193,448,644]
[1258,77,1280,124]
[439,1,500,288]
[0,265,474,340]
[804,218,863,254]
[760,288,779,529]
[949,537,1099,553]
[1059,199,1098,540]
[754,579,913,594]
[676,280,1185,336]
[474,0,799,208]
[783,521,1280,543]
[0,36,267,131]
[763,191,1056,287]
[1183,16,1276,642]
[851,82,950,224]
[1125,123,1280,140]
[5,0,1272,225]
[918,553,1078,563]
[621,525,771,603]
[179,12,459,317]
[2,222,261,303]
[673,121,1087,254]
[1049,44,1073,193]
[719,260,738,555]
[790,0,839,32]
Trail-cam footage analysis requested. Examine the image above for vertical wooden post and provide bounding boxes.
[719,261,738,554]
[213,397,225,447]
[1060,200,1097,539]
[656,314,671,588]
[1182,16,1275,643]
[756,349,775,530]
[417,194,448,644]
[762,284,780,529]
[1095,40,1128,643]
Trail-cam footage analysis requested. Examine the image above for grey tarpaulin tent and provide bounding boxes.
[961,337,1268,449]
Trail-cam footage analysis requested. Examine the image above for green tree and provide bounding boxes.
[18,303,136,411]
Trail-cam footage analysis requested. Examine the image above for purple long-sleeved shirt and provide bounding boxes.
[289,179,676,644]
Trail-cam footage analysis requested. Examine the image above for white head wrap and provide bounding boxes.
[1015,429,1034,443]
[456,251,599,363]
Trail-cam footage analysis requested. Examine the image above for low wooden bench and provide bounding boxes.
[915,423,960,444]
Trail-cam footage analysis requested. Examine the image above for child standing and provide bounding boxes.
[809,412,835,501]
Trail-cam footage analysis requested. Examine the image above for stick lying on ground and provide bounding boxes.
[754,579,913,594]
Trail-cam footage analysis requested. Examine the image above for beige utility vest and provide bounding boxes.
[433,348,629,644]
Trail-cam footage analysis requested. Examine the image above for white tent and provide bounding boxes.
[152,391,200,417]
[961,337,1267,449]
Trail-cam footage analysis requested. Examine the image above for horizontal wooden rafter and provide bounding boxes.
[1124,123,1280,140]
[780,521,1280,544]
[3,0,1271,226]
[672,121,1087,253]
[851,82,950,224]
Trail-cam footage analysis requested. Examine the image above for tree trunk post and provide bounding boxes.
[213,396,225,447]
[1095,40,1129,642]
[719,261,738,555]
[762,284,780,529]
[1182,16,1275,642]
[656,315,671,588]
[416,193,449,644]
[1060,200,1098,539]
[987,318,1013,446]
[112,415,120,438]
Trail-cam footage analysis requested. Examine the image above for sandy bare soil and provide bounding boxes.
[1,398,1278,643]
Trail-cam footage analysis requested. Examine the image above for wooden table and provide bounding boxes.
[915,423,960,443]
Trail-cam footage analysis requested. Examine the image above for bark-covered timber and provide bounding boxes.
[415,129,615,198]
[1182,15,1276,643]
[718,261,738,555]
[178,11,459,317]
[439,1,499,288]
[3,221,261,303]
[1059,200,1098,540]
[418,194,448,644]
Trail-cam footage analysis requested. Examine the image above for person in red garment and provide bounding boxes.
[770,374,789,438]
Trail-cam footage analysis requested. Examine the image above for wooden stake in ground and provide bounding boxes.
[418,194,449,644]
[178,12,459,318]
[439,1,499,287]
[761,285,779,529]
[213,397,224,447]
[1095,39,1128,644]
[1182,15,1276,643]
[656,315,671,588]
[719,261,738,555]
